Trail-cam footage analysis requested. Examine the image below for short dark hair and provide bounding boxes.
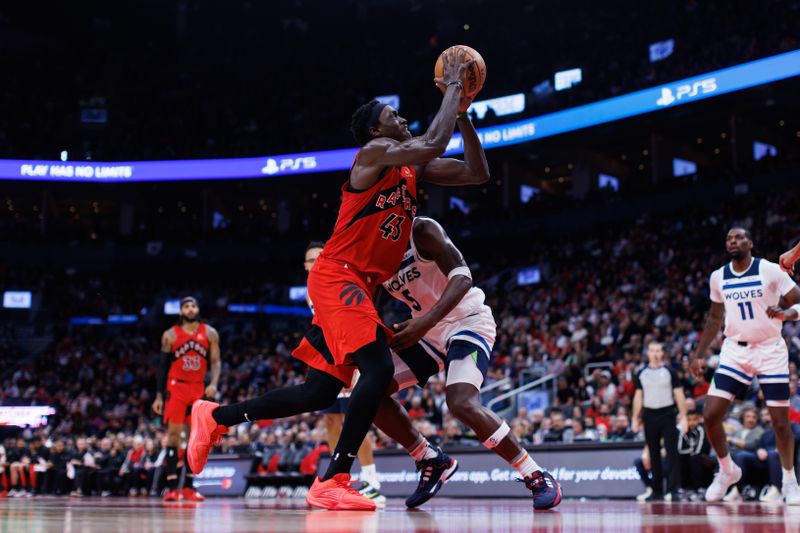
[306,241,325,253]
[350,100,381,146]
[729,226,752,240]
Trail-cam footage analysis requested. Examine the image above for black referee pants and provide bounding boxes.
[643,406,680,495]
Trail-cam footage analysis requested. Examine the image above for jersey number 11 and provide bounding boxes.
[737,302,754,321]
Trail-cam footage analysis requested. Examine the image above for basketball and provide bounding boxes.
[434,45,486,98]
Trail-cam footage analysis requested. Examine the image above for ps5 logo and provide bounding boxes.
[261,156,317,175]
[656,77,717,106]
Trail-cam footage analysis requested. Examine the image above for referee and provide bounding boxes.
[632,341,688,501]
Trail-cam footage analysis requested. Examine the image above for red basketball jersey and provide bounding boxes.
[319,161,417,285]
[168,323,209,383]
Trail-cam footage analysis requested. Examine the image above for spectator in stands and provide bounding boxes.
[8,438,32,497]
[607,415,636,442]
[28,437,50,495]
[571,418,598,442]
[727,406,764,458]
[543,411,574,443]
[46,440,72,495]
[790,374,800,413]
[731,409,800,502]
[677,410,714,500]
[0,442,7,497]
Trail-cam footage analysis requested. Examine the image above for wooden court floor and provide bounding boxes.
[2,497,800,533]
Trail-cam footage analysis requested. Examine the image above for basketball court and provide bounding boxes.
[2,497,799,533]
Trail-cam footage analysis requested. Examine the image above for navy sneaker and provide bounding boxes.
[405,448,459,508]
[523,470,563,510]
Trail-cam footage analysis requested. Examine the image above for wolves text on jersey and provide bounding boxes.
[385,266,421,292]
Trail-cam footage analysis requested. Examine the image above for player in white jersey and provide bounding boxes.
[692,227,800,503]
[303,241,385,504]
[382,216,562,510]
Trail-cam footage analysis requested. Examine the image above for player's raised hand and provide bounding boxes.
[434,47,473,90]
[151,396,163,416]
[766,305,786,320]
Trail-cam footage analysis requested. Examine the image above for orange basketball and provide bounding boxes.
[434,45,486,98]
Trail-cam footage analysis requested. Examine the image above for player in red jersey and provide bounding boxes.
[189,48,489,510]
[152,297,221,502]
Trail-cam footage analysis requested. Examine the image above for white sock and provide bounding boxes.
[510,450,541,479]
[783,468,797,486]
[718,454,734,474]
[360,463,380,489]
[407,437,438,462]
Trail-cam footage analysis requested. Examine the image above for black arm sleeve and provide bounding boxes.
[156,352,171,395]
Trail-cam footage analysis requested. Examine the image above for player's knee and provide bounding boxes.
[772,415,790,434]
[446,387,480,421]
[703,401,725,426]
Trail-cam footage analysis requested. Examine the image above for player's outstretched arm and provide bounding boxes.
[418,113,490,186]
[205,326,222,399]
[780,242,800,274]
[692,302,725,369]
[390,218,472,350]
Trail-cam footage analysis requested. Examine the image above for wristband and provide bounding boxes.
[447,266,472,280]
[792,303,800,320]
[456,112,469,120]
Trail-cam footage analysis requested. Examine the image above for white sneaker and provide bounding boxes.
[760,485,783,503]
[636,487,653,502]
[706,465,742,502]
[7,489,18,498]
[783,481,800,505]
[722,485,742,502]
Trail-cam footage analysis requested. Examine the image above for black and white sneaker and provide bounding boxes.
[405,447,458,508]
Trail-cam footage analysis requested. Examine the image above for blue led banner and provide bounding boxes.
[2,49,798,182]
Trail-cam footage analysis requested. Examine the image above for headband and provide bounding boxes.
[368,103,389,129]
[181,296,198,306]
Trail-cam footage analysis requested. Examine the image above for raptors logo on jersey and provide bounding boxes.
[319,159,417,285]
[169,323,209,382]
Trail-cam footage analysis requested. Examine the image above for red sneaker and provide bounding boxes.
[163,489,182,502]
[306,474,377,511]
[188,400,228,474]
[181,488,205,501]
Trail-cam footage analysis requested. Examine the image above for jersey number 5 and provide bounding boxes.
[401,289,422,312]
[379,213,405,241]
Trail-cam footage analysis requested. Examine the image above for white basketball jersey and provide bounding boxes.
[709,257,796,343]
[383,231,487,322]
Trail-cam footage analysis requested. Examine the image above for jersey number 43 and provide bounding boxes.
[379,213,405,241]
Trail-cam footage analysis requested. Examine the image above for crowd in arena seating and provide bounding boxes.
[2,182,800,498]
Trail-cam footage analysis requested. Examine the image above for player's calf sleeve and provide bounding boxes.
[323,333,393,480]
[482,422,542,478]
[212,369,343,427]
[165,446,179,490]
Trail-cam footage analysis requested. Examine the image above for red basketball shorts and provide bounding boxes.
[163,379,204,425]
[292,258,392,384]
